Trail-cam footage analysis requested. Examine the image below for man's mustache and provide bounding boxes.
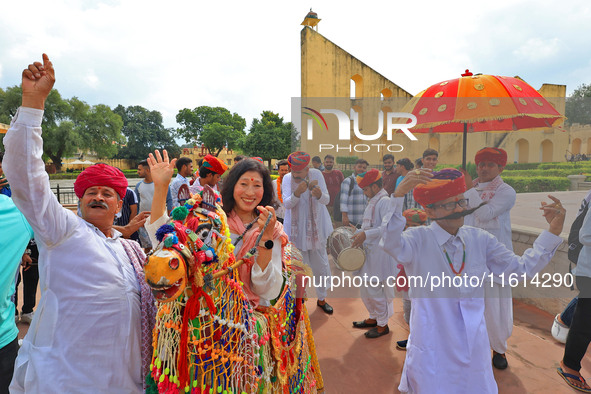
[431,202,487,221]
[87,201,109,209]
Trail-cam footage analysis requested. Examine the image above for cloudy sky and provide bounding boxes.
[1,0,589,134]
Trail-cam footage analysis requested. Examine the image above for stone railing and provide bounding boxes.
[510,224,575,315]
[568,174,591,191]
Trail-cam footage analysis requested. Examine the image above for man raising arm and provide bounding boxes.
[3,54,155,393]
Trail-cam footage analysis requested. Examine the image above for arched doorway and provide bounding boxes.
[515,139,529,163]
[572,138,582,155]
[540,140,553,163]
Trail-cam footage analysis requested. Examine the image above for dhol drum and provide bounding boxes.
[327,226,366,271]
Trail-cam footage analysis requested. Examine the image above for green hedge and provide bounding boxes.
[49,172,139,180]
[336,156,359,165]
[503,176,570,193]
[503,169,590,178]
[538,162,591,170]
[504,163,542,170]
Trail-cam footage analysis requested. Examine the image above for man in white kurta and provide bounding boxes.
[350,169,397,338]
[4,55,154,393]
[381,168,564,393]
[464,147,516,369]
[283,151,334,313]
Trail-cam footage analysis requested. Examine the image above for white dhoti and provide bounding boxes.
[360,283,394,326]
[301,248,332,301]
[484,282,513,354]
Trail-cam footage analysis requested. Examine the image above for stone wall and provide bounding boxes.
[510,224,575,315]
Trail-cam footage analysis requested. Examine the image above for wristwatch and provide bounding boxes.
[258,239,274,250]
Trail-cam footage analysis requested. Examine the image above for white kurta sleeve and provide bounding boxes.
[365,198,389,245]
[3,107,79,248]
[144,214,170,247]
[380,196,419,265]
[313,171,330,206]
[485,230,563,278]
[251,241,284,300]
[464,184,516,221]
[282,174,300,209]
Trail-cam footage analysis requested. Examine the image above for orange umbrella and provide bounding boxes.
[401,70,565,167]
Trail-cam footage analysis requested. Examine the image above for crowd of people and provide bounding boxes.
[0,54,589,394]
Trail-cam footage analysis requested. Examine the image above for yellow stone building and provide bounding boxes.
[298,23,590,165]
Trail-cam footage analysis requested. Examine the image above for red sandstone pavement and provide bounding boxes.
[304,297,589,394]
[16,287,588,393]
[14,190,591,393]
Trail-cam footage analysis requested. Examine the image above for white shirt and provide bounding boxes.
[359,192,397,281]
[4,107,143,393]
[145,214,283,303]
[380,196,562,393]
[282,169,333,250]
[464,177,516,251]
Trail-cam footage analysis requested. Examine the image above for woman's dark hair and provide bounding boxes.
[221,159,277,215]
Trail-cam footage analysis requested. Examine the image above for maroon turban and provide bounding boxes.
[74,164,128,199]
[475,147,507,167]
[287,151,310,171]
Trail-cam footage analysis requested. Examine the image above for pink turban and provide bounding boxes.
[74,164,128,199]
[475,147,507,167]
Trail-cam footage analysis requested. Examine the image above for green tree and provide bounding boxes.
[114,105,180,162]
[175,106,246,156]
[565,83,591,125]
[240,111,295,168]
[0,86,124,171]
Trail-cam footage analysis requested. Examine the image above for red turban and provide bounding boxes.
[475,147,507,167]
[74,164,128,199]
[356,169,382,189]
[202,154,228,175]
[251,157,264,164]
[287,151,310,171]
[413,168,466,207]
[403,208,428,225]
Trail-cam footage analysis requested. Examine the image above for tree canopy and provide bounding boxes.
[114,105,180,162]
[239,111,295,168]
[0,86,123,171]
[175,106,246,156]
[565,83,591,126]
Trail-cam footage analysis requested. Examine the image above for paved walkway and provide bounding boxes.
[14,190,591,393]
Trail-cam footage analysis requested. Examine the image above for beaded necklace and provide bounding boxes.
[232,214,259,246]
[442,241,466,276]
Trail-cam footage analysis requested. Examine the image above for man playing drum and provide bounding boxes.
[350,169,397,338]
[381,167,565,393]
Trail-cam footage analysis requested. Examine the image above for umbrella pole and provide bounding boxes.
[462,123,468,170]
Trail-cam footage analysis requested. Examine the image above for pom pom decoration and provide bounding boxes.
[164,234,179,248]
[171,206,190,221]
[156,224,176,243]
[142,190,323,393]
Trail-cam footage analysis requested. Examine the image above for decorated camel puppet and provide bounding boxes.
[143,186,323,393]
